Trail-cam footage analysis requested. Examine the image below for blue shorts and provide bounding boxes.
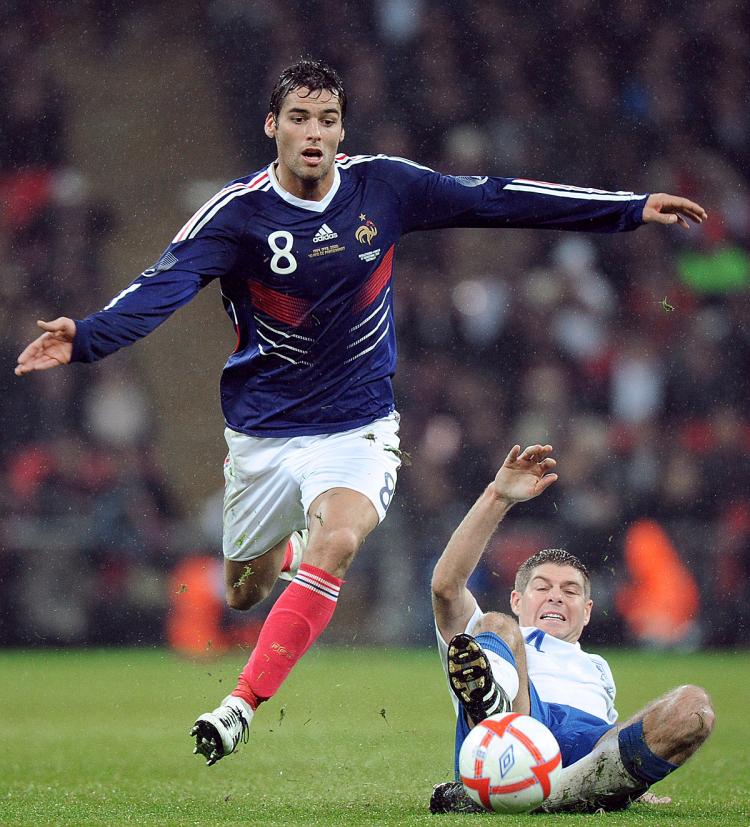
[453,632,615,777]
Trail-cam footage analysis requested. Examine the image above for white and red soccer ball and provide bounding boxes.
[458,712,562,813]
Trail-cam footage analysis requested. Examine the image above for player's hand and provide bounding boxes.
[636,791,672,806]
[491,444,557,506]
[15,318,76,376]
[642,193,707,229]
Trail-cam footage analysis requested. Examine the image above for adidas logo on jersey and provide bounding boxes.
[313,224,338,242]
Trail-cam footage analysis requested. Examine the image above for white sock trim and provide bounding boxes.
[223,695,255,721]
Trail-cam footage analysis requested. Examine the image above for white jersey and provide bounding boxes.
[436,599,617,724]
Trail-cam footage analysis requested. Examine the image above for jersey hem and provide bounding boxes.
[224,407,395,438]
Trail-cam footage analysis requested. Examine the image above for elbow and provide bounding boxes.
[431,571,459,604]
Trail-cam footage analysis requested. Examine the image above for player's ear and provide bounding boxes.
[264,112,276,139]
[509,590,521,617]
[582,598,593,626]
[340,124,345,143]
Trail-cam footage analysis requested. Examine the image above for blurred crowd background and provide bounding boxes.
[1,0,748,652]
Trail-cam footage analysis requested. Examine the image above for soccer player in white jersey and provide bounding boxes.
[15,58,708,768]
[430,444,715,813]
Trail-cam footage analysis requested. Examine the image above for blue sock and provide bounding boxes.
[618,720,678,785]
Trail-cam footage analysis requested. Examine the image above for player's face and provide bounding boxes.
[509,563,592,644]
[264,87,345,199]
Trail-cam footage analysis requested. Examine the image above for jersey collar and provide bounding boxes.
[267,162,341,213]
[521,626,582,650]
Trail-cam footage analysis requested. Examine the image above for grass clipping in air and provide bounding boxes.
[1,648,747,825]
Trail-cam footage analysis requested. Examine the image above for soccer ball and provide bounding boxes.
[458,712,562,813]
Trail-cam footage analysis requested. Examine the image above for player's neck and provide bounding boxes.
[273,162,334,202]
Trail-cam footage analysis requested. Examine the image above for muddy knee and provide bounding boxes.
[643,684,715,764]
[473,612,523,647]
[671,685,715,736]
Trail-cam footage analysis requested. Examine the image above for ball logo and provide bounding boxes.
[498,743,515,778]
[355,217,378,245]
[459,712,562,814]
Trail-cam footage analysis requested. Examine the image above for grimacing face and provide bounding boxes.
[264,86,344,198]
[510,563,593,644]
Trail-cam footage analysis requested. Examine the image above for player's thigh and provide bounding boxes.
[545,704,616,766]
[299,412,402,530]
[222,427,306,563]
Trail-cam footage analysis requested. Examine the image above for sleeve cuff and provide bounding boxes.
[70,320,93,363]
[631,193,650,229]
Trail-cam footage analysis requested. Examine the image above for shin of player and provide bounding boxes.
[232,486,375,707]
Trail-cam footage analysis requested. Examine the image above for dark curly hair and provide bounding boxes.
[514,549,591,598]
[269,58,347,121]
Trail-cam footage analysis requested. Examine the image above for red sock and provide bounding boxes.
[232,563,342,708]
[279,537,294,574]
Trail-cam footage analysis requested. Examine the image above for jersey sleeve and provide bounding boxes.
[375,157,648,235]
[434,596,483,670]
[435,597,483,718]
[71,191,246,363]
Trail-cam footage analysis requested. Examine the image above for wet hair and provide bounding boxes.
[268,58,347,121]
[514,549,591,598]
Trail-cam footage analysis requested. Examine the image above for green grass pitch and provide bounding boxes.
[2,648,748,825]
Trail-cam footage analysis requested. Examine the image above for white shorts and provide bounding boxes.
[222,412,401,562]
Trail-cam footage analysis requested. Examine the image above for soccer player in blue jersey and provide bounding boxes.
[15,59,708,767]
[430,444,715,814]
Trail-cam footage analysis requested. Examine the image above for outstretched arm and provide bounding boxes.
[431,444,558,642]
[15,318,76,376]
[642,193,707,229]
[388,157,707,235]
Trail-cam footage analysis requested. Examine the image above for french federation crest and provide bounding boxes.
[355,215,378,245]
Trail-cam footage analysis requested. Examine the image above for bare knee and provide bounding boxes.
[670,684,716,736]
[644,684,715,763]
[226,581,271,611]
[224,537,289,610]
[473,612,523,649]
[226,590,250,611]
[305,526,362,577]
[225,560,277,611]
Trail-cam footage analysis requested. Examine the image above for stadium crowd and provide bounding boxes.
[1,1,748,648]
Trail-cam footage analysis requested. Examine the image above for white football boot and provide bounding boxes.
[278,529,308,582]
[191,695,253,766]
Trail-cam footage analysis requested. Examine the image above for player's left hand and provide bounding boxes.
[642,193,707,229]
[491,444,558,506]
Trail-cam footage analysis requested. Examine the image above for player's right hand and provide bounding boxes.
[492,444,558,505]
[15,318,76,375]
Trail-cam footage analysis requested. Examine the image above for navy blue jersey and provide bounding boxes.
[71,155,647,436]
